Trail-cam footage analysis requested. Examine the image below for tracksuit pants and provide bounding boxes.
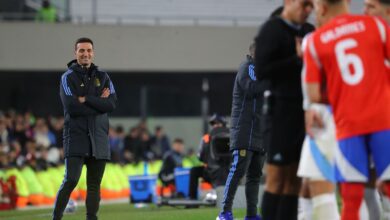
[221,149,265,216]
[52,157,106,220]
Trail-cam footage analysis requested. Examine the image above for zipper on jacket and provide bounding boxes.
[248,98,256,148]
[235,94,247,129]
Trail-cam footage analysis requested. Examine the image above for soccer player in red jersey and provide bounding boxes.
[303,0,390,219]
[361,1,390,219]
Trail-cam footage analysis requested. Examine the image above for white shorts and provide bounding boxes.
[297,104,337,182]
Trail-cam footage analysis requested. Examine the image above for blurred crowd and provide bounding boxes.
[0,109,192,171]
[0,109,206,209]
[0,110,63,171]
[114,120,172,164]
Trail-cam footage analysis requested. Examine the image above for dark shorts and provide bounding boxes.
[262,98,305,165]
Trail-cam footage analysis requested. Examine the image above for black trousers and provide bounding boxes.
[189,166,211,199]
[221,149,265,216]
[52,157,106,220]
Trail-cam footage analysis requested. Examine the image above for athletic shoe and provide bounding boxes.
[244,215,261,220]
[216,211,233,220]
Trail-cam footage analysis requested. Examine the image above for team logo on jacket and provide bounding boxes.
[80,83,84,87]
[95,78,101,87]
[240,150,246,157]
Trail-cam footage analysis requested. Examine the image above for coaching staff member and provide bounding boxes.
[53,37,118,220]
[189,114,230,200]
[217,43,266,220]
[254,1,314,220]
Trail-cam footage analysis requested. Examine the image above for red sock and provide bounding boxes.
[383,182,390,199]
[340,183,364,220]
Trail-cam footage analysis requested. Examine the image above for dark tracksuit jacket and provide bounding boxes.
[230,55,266,152]
[158,150,183,186]
[221,56,266,216]
[60,60,118,160]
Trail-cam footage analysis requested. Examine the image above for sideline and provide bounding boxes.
[17,198,129,211]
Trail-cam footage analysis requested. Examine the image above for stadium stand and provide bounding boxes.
[0,110,203,209]
[70,0,277,26]
[0,0,367,213]
[69,0,364,26]
[0,0,364,25]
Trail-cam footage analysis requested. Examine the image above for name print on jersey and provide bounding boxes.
[321,21,365,44]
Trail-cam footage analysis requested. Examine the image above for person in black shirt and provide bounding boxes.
[158,138,185,187]
[150,126,171,160]
[123,127,143,163]
[254,1,314,220]
[189,114,230,200]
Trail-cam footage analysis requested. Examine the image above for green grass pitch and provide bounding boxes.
[0,203,246,220]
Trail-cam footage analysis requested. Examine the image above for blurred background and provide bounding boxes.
[0,0,367,214]
[0,0,364,148]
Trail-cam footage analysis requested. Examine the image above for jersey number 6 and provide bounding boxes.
[335,38,364,86]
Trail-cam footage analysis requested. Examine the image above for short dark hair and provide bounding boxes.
[173,138,184,144]
[270,6,283,18]
[75,37,94,50]
[323,0,343,4]
[115,125,124,133]
[42,0,50,8]
[380,0,390,5]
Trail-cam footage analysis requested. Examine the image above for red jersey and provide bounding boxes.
[303,14,390,139]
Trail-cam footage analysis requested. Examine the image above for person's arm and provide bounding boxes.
[85,73,118,113]
[385,25,390,64]
[255,20,302,81]
[198,137,208,163]
[159,155,175,183]
[60,72,100,117]
[302,34,324,137]
[373,17,390,64]
[306,83,321,103]
[237,63,264,97]
[302,35,323,104]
